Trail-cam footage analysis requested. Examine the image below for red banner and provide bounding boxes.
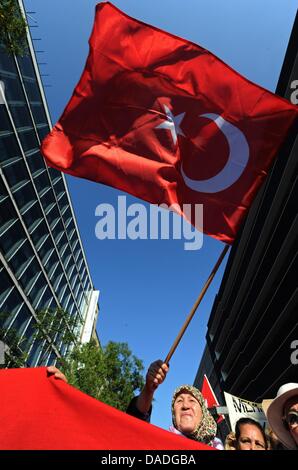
[41,2,297,243]
[0,367,212,450]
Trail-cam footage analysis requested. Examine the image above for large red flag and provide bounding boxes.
[41,2,297,243]
[0,367,212,450]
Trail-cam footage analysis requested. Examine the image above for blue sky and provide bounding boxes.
[24,0,297,430]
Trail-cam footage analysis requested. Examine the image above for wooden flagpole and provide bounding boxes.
[164,244,229,364]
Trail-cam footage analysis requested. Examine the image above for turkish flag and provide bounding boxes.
[0,367,212,450]
[201,375,224,424]
[41,2,297,243]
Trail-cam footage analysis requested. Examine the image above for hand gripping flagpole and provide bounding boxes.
[164,244,229,364]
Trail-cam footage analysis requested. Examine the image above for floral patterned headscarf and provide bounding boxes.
[171,385,217,446]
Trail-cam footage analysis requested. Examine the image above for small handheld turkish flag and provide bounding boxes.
[41,2,297,243]
[202,374,224,424]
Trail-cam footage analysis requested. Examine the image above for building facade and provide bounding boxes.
[195,13,297,407]
[0,0,99,366]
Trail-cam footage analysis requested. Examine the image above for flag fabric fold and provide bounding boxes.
[0,367,211,450]
[41,1,297,243]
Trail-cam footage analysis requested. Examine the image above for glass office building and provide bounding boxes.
[0,0,99,366]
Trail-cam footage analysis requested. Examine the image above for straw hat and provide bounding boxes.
[266,383,298,450]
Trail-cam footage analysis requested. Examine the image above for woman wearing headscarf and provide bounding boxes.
[170,384,223,448]
[126,360,223,449]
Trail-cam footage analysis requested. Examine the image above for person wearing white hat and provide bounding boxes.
[266,383,298,450]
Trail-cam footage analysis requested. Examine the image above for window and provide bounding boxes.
[74,246,81,262]
[0,287,23,329]
[9,304,32,337]
[36,286,53,310]
[56,275,67,298]
[70,271,79,291]
[30,104,47,125]
[45,252,59,278]
[0,197,17,234]
[67,219,75,233]
[82,276,90,294]
[22,202,43,230]
[38,236,54,264]
[19,258,41,293]
[67,262,76,280]
[72,238,79,252]
[20,318,37,353]
[30,220,48,247]
[61,287,71,310]
[26,150,45,174]
[28,273,47,308]
[53,177,66,196]
[8,240,34,278]
[0,268,14,310]
[51,219,64,241]
[27,339,44,366]
[47,298,58,311]
[2,158,29,188]
[47,167,61,184]
[0,220,25,256]
[33,169,51,194]
[79,293,87,314]
[46,205,60,226]
[58,192,68,210]
[77,256,84,271]
[13,181,36,210]
[62,247,72,268]
[52,266,63,290]
[57,233,67,253]
[17,55,36,80]
[0,132,21,163]
[35,232,49,251]
[0,179,8,201]
[79,263,86,280]
[68,228,76,244]
[0,46,16,73]
[67,299,75,317]
[0,105,13,133]
[17,128,39,152]
[9,103,33,129]
[22,79,42,102]
[0,75,25,102]
[73,283,81,303]
[40,187,56,210]
[76,289,83,308]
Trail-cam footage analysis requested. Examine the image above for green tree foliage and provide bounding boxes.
[60,339,145,411]
[0,0,28,55]
[33,307,81,364]
[0,308,80,367]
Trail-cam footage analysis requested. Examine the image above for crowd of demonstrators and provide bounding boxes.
[47,365,298,451]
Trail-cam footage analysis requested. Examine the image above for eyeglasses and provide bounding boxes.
[283,411,298,428]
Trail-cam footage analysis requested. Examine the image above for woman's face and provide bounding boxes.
[237,424,266,450]
[173,392,202,434]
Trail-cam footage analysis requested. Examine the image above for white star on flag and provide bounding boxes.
[155,104,185,145]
